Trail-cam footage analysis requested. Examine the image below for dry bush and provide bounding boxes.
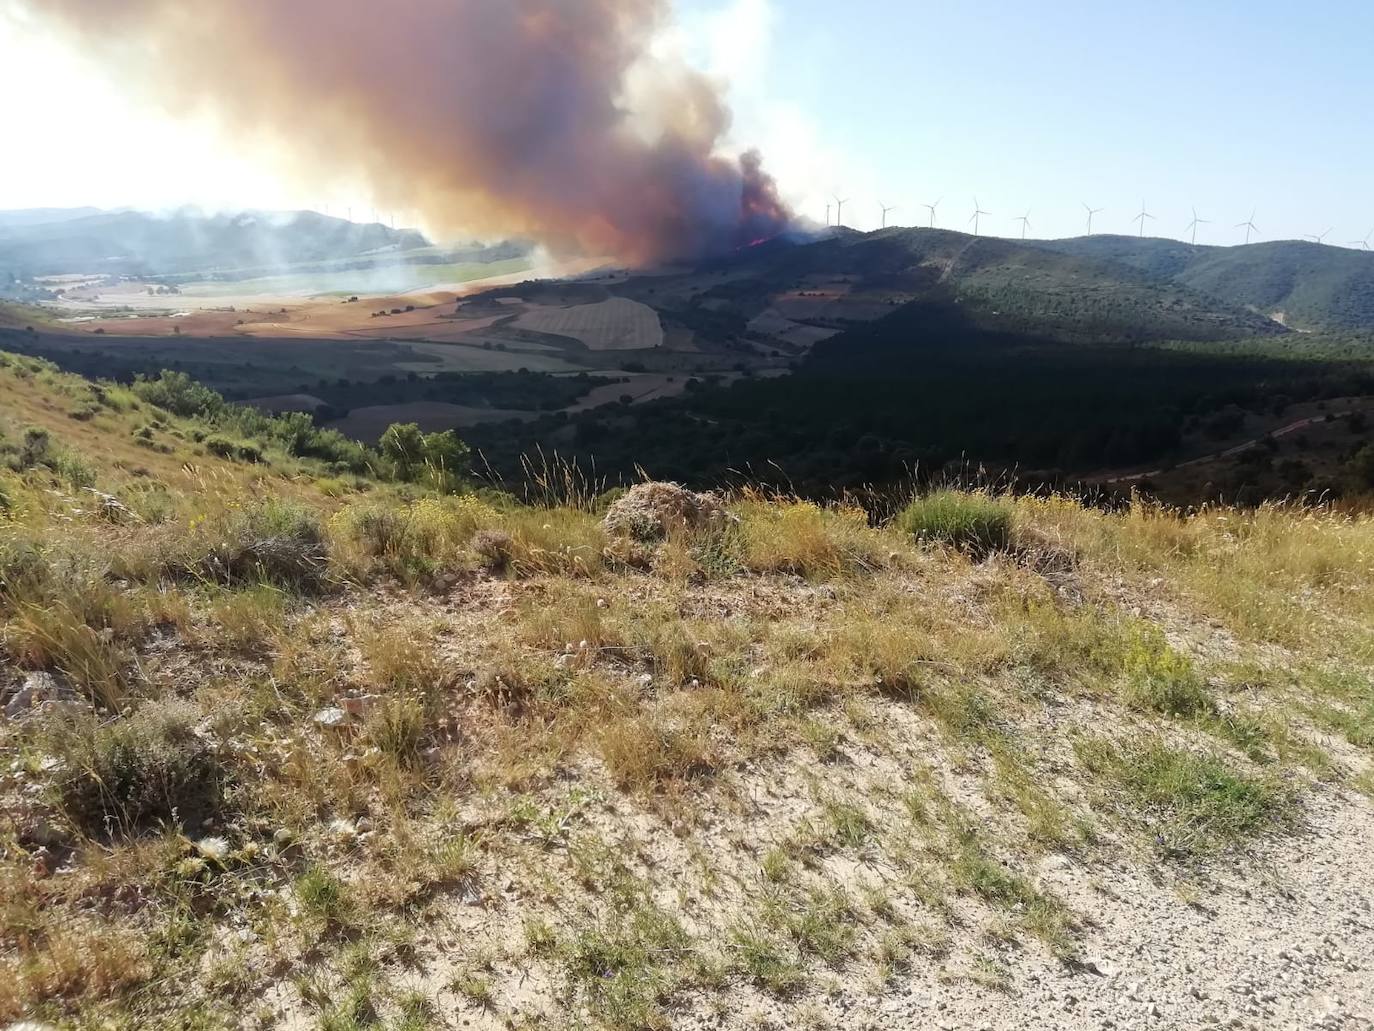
[599,711,715,792]
[503,508,606,577]
[471,653,568,716]
[48,701,227,838]
[471,527,514,571]
[0,918,148,1022]
[734,497,887,578]
[602,481,727,542]
[172,500,330,591]
[5,602,130,710]
[329,495,497,580]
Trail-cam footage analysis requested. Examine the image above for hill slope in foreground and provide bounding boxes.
[1,352,1373,1029]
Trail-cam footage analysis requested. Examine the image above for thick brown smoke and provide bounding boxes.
[23,0,792,263]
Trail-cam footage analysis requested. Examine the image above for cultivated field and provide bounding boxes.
[330,401,538,440]
[513,298,665,350]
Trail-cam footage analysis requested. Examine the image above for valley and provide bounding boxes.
[5,213,1374,506]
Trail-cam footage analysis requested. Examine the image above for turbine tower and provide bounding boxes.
[1304,228,1333,245]
[880,202,898,229]
[1235,209,1259,245]
[969,198,991,237]
[834,195,849,228]
[1083,203,1104,235]
[825,202,831,227]
[1184,207,1212,246]
[1013,209,1032,240]
[923,198,942,228]
[1132,201,1155,239]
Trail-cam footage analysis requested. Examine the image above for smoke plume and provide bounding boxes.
[21,0,793,264]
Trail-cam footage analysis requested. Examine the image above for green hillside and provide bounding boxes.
[1040,235,1374,331]
[703,228,1287,343]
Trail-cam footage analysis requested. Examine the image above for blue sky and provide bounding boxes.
[4,0,1371,246]
[691,0,1374,242]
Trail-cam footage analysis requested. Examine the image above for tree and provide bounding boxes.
[1350,444,1374,490]
[379,423,470,489]
[422,430,470,491]
[379,422,426,480]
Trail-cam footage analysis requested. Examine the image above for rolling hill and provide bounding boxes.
[1039,235,1374,332]
[674,227,1289,344]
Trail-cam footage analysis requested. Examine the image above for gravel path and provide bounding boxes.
[741,788,1374,1031]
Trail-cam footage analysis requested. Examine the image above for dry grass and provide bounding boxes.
[3,350,1373,1027]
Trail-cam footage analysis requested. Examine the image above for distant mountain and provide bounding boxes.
[0,209,432,279]
[0,207,104,229]
[1037,235,1374,332]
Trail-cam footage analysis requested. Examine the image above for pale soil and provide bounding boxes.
[253,689,1374,1030]
[230,567,1374,1031]
[562,373,688,411]
[55,260,603,341]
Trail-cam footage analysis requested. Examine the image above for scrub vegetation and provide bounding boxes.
[0,351,1371,1028]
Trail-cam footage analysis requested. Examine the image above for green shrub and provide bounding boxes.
[131,370,223,418]
[897,490,1012,558]
[53,451,96,491]
[234,442,264,464]
[204,437,235,459]
[1075,736,1289,857]
[0,533,47,605]
[295,865,357,929]
[17,427,51,470]
[49,703,227,838]
[1120,627,1213,718]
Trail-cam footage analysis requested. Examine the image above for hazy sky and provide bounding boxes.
[3,0,1371,247]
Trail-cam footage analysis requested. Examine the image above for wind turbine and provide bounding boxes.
[923,198,942,228]
[834,195,849,228]
[1348,230,1372,251]
[1013,209,1032,240]
[880,202,898,229]
[969,197,991,237]
[1184,207,1212,246]
[1083,203,1104,235]
[1304,228,1333,245]
[1235,208,1259,245]
[1132,200,1155,239]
